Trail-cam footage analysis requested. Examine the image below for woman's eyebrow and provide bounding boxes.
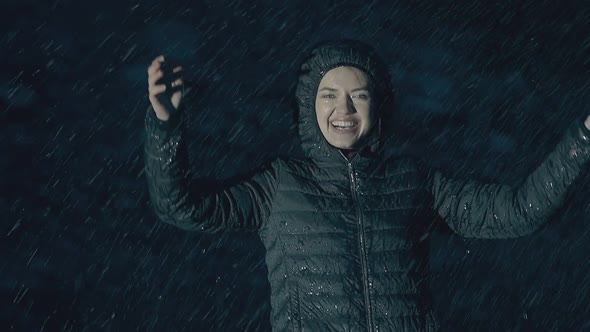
[318,87,369,92]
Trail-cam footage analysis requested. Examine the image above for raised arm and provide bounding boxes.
[430,118,590,239]
[143,55,279,232]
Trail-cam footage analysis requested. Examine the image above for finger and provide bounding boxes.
[147,61,163,75]
[170,78,183,88]
[151,55,165,65]
[147,55,165,73]
[172,66,183,73]
[148,69,164,86]
[149,84,166,96]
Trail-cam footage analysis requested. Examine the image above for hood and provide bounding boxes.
[294,39,395,164]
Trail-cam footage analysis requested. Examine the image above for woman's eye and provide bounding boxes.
[322,94,336,99]
[353,94,369,100]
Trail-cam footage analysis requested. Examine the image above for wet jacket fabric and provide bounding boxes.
[143,42,590,331]
[144,106,590,331]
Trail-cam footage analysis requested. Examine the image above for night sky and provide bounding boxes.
[3,0,590,331]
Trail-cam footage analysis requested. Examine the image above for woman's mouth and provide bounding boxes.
[330,120,359,133]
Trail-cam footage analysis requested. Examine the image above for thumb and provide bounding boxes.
[171,90,182,109]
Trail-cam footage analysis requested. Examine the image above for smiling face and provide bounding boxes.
[315,66,376,150]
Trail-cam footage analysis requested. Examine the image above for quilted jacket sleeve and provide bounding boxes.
[143,106,280,232]
[430,119,590,239]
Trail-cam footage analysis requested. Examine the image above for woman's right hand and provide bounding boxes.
[147,55,184,121]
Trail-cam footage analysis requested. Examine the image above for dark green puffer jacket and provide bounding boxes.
[144,41,590,331]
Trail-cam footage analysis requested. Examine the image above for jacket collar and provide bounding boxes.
[309,133,383,171]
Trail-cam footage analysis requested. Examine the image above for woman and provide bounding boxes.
[144,40,590,331]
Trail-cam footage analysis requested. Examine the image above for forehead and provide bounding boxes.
[318,66,369,88]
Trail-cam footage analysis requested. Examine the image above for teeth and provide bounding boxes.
[331,121,355,128]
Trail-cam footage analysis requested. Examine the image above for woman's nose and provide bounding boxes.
[335,96,355,114]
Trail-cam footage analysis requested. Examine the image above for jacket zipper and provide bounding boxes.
[345,156,374,332]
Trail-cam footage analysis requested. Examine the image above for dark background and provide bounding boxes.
[3,0,590,331]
